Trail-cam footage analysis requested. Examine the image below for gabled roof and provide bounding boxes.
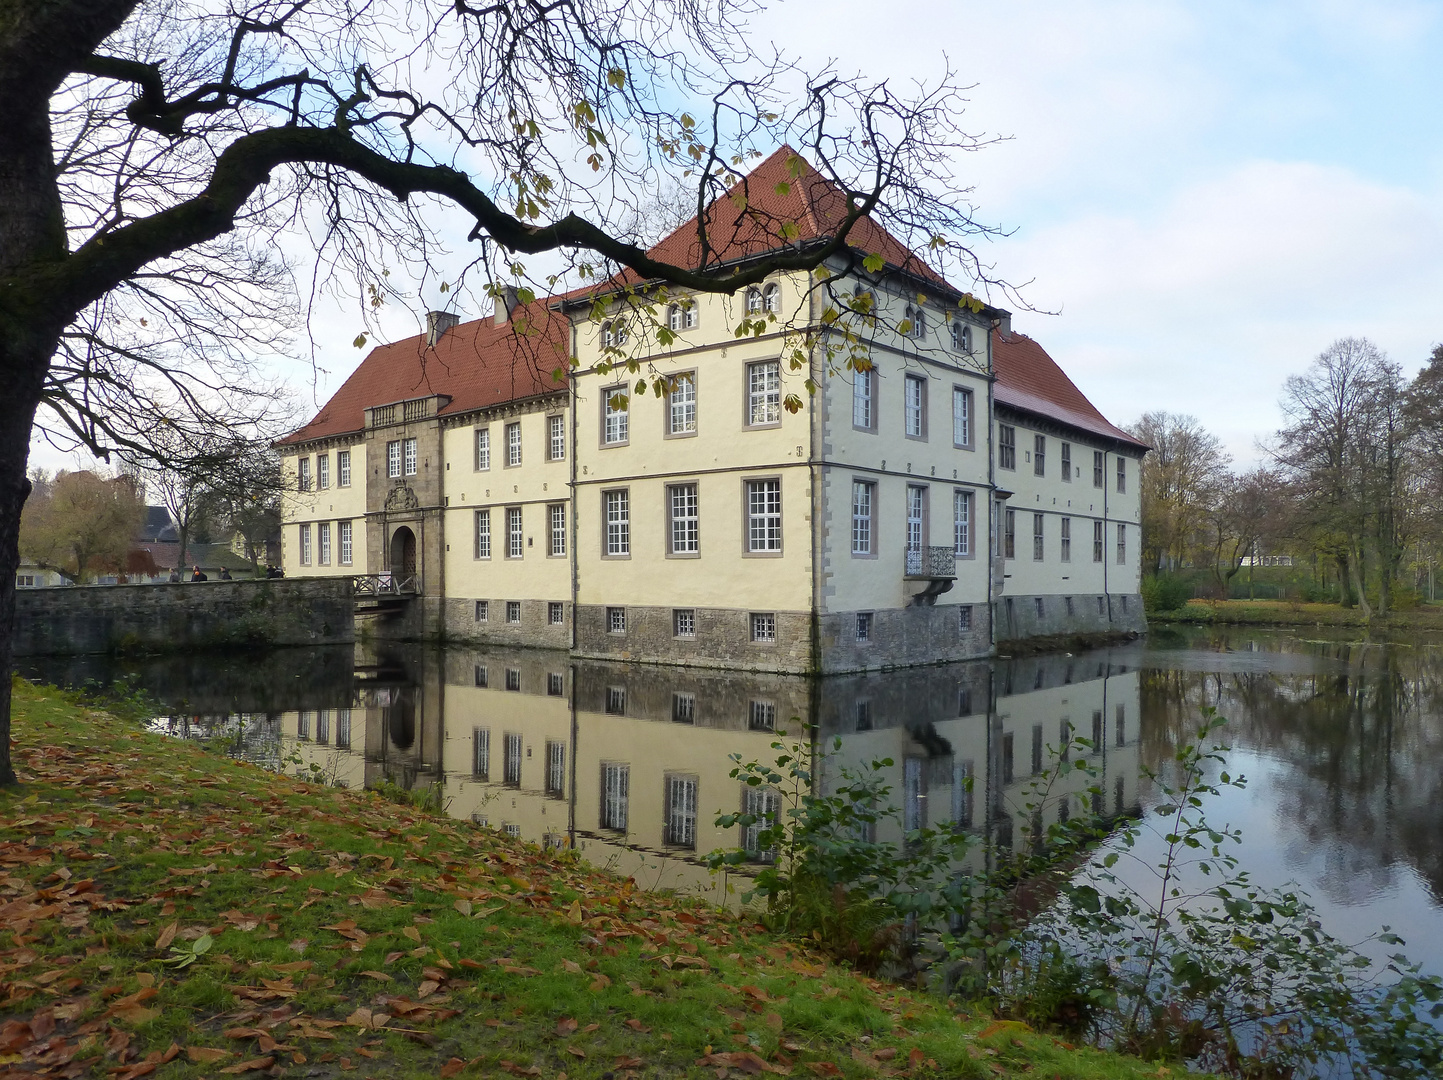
[993,330,1148,452]
[278,301,570,446]
[636,146,952,291]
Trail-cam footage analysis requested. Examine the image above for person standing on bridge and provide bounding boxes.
[191,565,208,582]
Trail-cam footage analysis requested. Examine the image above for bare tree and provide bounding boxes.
[1127,411,1229,574]
[1196,468,1284,596]
[0,0,1013,784]
[18,468,145,583]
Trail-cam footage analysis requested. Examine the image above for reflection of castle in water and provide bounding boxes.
[274,642,1145,900]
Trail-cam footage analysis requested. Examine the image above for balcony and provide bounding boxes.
[905,546,956,606]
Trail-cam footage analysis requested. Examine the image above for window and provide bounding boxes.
[1098,595,1106,616]
[953,760,974,828]
[1035,597,1045,619]
[603,386,628,445]
[506,507,523,559]
[474,663,488,686]
[904,374,926,438]
[479,730,496,779]
[316,710,330,744]
[548,414,566,461]
[475,600,488,622]
[1117,523,1127,564]
[1002,732,1015,785]
[506,422,522,466]
[672,693,695,724]
[604,490,630,556]
[667,302,698,331]
[749,700,775,732]
[506,601,521,624]
[851,480,874,556]
[1032,724,1044,775]
[317,454,329,490]
[673,608,695,637]
[904,304,925,339]
[318,523,331,565]
[742,786,780,862]
[339,520,353,565]
[906,485,926,552]
[999,425,1016,470]
[1004,509,1015,559]
[853,367,874,430]
[336,710,351,749]
[475,428,490,470]
[1093,519,1105,562]
[548,672,565,696]
[503,732,522,785]
[1061,442,1072,482]
[1121,595,1130,613]
[503,823,521,839]
[1034,434,1046,477]
[668,372,696,435]
[298,458,311,492]
[953,387,973,448]
[665,775,698,848]
[746,479,782,552]
[1060,517,1071,562]
[745,286,764,314]
[953,321,972,352]
[601,319,627,348]
[747,361,780,426]
[669,484,699,554]
[297,710,310,739]
[1117,456,1126,493]
[549,602,564,625]
[1093,450,1104,488]
[387,441,401,478]
[549,503,566,556]
[601,764,629,830]
[752,613,776,643]
[763,283,779,313]
[606,686,626,714]
[1066,595,1075,616]
[856,700,873,731]
[958,605,972,632]
[953,490,972,557]
[1116,704,1127,747]
[505,668,521,692]
[607,606,626,634]
[546,742,566,797]
[338,450,352,487]
[16,575,35,588]
[1032,513,1044,561]
[856,612,872,642]
[475,509,491,559]
[403,437,417,476]
[299,524,312,565]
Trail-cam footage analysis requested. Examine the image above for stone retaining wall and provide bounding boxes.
[13,578,354,656]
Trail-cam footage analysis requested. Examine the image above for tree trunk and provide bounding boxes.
[1349,543,1372,620]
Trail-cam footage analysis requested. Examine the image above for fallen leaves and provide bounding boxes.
[698,1050,791,1075]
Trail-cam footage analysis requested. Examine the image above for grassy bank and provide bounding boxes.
[0,679,1189,1080]
[1160,598,1443,630]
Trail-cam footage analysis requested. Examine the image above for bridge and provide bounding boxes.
[351,573,420,614]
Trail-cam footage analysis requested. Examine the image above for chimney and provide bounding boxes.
[425,310,460,346]
[994,310,1012,338]
[493,285,519,326]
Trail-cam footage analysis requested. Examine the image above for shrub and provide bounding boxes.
[1142,574,1192,613]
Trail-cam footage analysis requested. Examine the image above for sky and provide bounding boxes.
[31,0,1443,474]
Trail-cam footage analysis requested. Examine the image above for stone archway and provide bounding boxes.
[390,526,417,576]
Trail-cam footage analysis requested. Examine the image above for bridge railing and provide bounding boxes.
[352,573,420,597]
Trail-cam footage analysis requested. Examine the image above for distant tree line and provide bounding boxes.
[1131,337,1443,614]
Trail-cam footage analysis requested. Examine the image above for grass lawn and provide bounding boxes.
[1163,598,1443,629]
[0,678,1195,1080]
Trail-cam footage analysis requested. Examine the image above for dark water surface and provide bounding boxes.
[17,624,1442,979]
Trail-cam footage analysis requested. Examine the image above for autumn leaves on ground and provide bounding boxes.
[1,680,1170,1080]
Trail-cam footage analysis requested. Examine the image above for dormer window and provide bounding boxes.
[746,287,764,315]
[951,321,972,352]
[601,320,628,348]
[904,305,926,339]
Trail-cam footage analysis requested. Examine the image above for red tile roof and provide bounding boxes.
[993,329,1148,451]
[279,301,570,446]
[636,146,953,290]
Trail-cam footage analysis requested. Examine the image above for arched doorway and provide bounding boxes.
[390,526,417,576]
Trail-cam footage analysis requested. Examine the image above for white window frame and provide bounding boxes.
[403,437,417,477]
[852,366,874,431]
[665,775,699,848]
[745,478,782,553]
[763,283,780,313]
[669,483,699,555]
[906,484,927,552]
[473,729,490,779]
[506,506,523,559]
[1094,519,1105,563]
[673,608,696,637]
[904,374,926,439]
[549,602,564,625]
[953,489,972,557]
[1061,517,1072,562]
[339,520,353,565]
[338,449,352,487]
[607,607,626,634]
[387,440,401,479]
[601,763,629,831]
[316,454,329,490]
[506,601,521,624]
[548,503,566,557]
[298,457,311,492]
[1117,523,1127,565]
[1093,450,1105,488]
[475,509,491,559]
[604,489,630,556]
[953,387,972,448]
[1061,442,1072,483]
[745,286,764,314]
[299,523,312,566]
[1034,434,1046,478]
[475,427,491,471]
[1117,456,1127,493]
[1033,512,1045,561]
[751,612,776,643]
[318,522,331,566]
[951,321,971,352]
[548,414,566,461]
[668,372,697,436]
[746,361,781,426]
[999,425,1016,470]
[506,422,522,466]
[603,386,629,445]
[851,480,874,556]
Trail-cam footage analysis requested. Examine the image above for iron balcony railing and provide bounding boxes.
[352,573,420,596]
[904,546,957,579]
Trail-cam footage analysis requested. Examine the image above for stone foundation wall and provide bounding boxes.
[13,578,354,656]
[993,592,1146,643]
[573,605,813,673]
[439,597,571,650]
[818,603,992,673]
